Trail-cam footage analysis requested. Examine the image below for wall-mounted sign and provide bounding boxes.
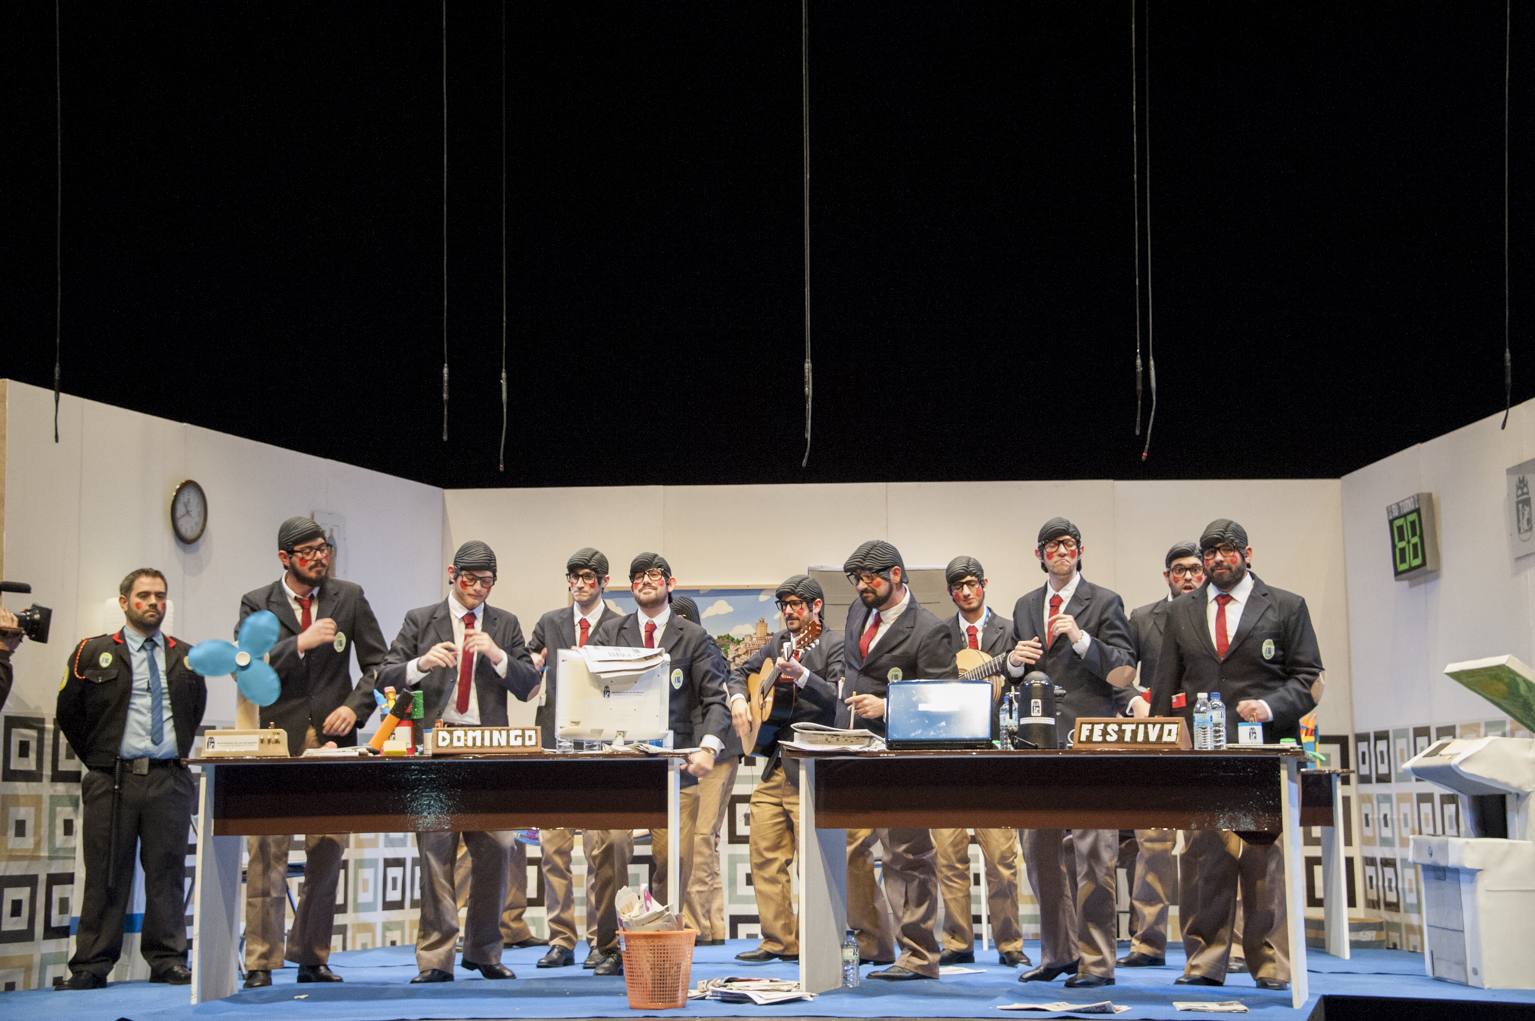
[1508,458,1535,562]
[1385,492,1440,580]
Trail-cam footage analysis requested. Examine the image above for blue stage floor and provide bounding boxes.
[19,942,1535,1020]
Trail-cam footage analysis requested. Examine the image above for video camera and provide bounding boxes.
[0,582,51,644]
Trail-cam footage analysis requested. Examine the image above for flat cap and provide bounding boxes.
[1164,541,1200,568]
[1199,518,1249,552]
[775,574,824,604]
[629,552,673,579]
[945,555,986,588]
[278,516,325,551]
[566,547,610,577]
[452,540,497,574]
[843,539,905,575]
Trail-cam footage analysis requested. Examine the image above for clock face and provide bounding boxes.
[171,480,207,544]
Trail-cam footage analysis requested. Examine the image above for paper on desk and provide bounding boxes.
[778,722,885,752]
[579,645,669,674]
[1172,1002,1249,1013]
[299,746,373,757]
[998,1002,1128,1014]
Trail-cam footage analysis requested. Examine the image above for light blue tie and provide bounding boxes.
[145,636,166,747]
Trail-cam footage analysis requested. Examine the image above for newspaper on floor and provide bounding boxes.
[997,1001,1129,1014]
[615,885,679,931]
[690,977,815,1005]
[778,722,886,752]
[1173,1001,1250,1013]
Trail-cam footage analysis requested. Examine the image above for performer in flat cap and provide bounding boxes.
[931,556,1029,968]
[1151,519,1322,991]
[590,553,730,976]
[1006,517,1136,988]
[376,540,542,983]
[730,574,843,964]
[238,516,388,989]
[1117,541,1205,969]
[838,540,956,980]
[527,548,628,971]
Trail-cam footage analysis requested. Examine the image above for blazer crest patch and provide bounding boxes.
[671,668,684,690]
[1262,638,1276,661]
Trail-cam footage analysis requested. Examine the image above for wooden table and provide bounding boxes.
[787,746,1309,1009]
[187,752,681,1004]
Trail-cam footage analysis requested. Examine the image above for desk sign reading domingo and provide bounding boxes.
[1071,717,1191,750]
[431,725,542,754]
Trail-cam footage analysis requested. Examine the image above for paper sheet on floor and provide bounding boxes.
[997,1001,1129,1014]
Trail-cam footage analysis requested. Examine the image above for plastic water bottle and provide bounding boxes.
[998,690,1016,750]
[1192,692,1213,750]
[841,929,861,988]
[1208,691,1227,749]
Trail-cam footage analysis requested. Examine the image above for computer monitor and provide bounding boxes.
[555,646,672,743]
[885,679,996,750]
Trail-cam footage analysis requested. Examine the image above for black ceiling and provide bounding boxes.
[5,1,1531,488]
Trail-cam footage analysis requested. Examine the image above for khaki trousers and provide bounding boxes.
[846,828,896,962]
[1181,830,1284,981]
[1127,828,1178,956]
[453,836,534,944]
[1021,828,1118,978]
[421,829,512,972]
[747,763,801,955]
[932,827,1023,953]
[243,728,343,970]
[683,756,741,939]
[845,827,940,977]
[648,782,700,909]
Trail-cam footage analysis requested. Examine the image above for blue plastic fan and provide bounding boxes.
[187,610,282,706]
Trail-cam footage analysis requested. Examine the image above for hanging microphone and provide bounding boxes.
[367,689,418,754]
[0,581,32,594]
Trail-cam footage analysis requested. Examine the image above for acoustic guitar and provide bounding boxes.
[744,618,823,755]
[955,646,1009,700]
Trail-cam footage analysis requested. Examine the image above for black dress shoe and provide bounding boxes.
[297,964,342,983]
[151,963,193,985]
[583,950,606,970]
[998,950,1032,967]
[697,938,726,946]
[1116,951,1166,967]
[463,960,516,979]
[1064,974,1114,988]
[411,968,454,984]
[734,948,778,963]
[56,972,107,990]
[504,936,549,949]
[1018,959,1079,983]
[867,965,935,981]
[593,953,624,976]
[859,956,895,966]
[1175,974,1225,986]
[537,946,575,968]
[242,970,271,989]
[939,948,975,966]
[1254,978,1289,990]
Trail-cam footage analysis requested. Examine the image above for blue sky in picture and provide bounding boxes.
[604,586,781,648]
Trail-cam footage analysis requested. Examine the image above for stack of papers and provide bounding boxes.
[998,1002,1127,1014]
[616,886,680,931]
[690,977,814,1005]
[779,722,885,752]
[1172,1002,1250,1013]
[580,645,669,674]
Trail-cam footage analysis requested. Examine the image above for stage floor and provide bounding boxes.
[20,941,1535,1020]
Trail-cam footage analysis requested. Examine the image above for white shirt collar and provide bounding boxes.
[1047,570,1083,606]
[639,604,671,637]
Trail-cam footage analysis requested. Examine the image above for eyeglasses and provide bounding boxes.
[631,569,668,583]
[775,598,808,612]
[289,543,333,561]
[567,570,599,585]
[948,579,984,594]
[456,572,497,590]
[1202,544,1242,561]
[845,570,887,587]
[1042,539,1078,554]
[1168,564,1205,578]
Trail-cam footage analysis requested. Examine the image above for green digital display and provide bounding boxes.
[1389,508,1427,576]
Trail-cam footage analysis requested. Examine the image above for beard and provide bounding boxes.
[125,604,163,633]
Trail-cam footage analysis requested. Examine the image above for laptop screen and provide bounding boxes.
[885,680,996,749]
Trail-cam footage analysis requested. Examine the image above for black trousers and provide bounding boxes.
[69,763,196,978]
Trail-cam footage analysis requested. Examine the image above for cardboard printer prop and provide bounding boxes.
[1404,655,1535,989]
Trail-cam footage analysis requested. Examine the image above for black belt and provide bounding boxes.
[118,757,182,775]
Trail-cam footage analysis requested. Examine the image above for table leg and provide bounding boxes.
[1282,759,1309,1008]
[1320,776,1350,959]
[667,759,681,915]
[190,765,241,1004]
[797,759,847,994]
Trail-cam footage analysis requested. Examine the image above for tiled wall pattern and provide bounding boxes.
[1351,716,1532,952]
[2,718,1382,991]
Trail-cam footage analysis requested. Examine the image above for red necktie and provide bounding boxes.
[455,610,477,713]
[858,611,882,659]
[296,595,313,630]
[644,620,656,649]
[966,625,979,650]
[1047,593,1063,639]
[1214,594,1233,658]
[578,618,590,648]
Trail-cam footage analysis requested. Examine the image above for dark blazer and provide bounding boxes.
[948,608,1016,660]
[56,630,208,769]
[835,593,957,737]
[237,577,389,755]
[0,650,11,713]
[377,601,542,724]
[1128,597,1173,692]
[1149,573,1322,742]
[528,603,624,748]
[728,626,844,775]
[591,611,731,783]
[1010,576,1136,734]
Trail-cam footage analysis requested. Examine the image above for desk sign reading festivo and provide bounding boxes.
[1071,717,1191,750]
[431,725,542,755]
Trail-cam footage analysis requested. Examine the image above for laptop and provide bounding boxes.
[885,679,996,750]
